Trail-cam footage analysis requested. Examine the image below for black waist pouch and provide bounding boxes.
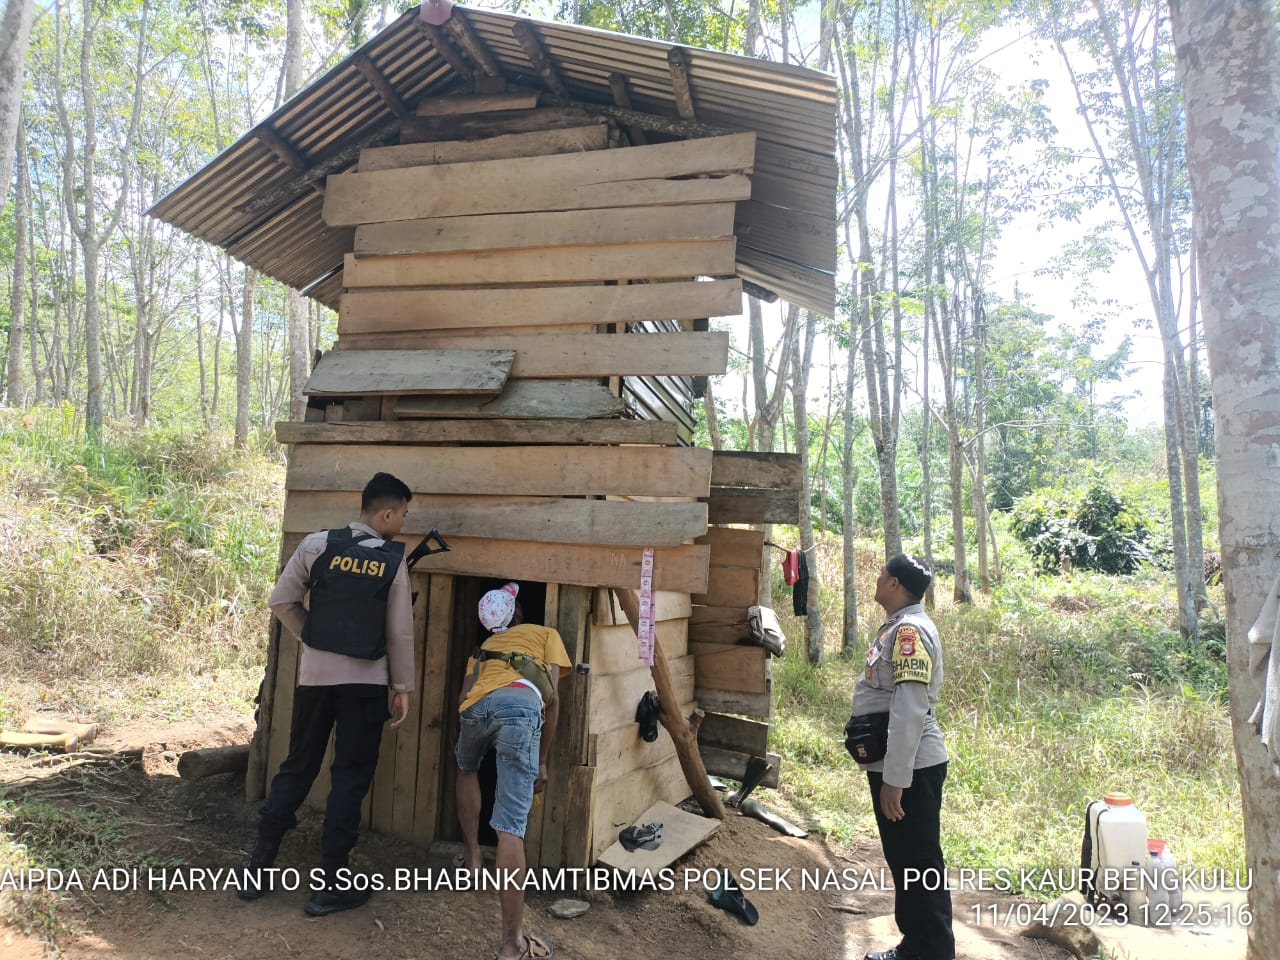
[843,712,890,764]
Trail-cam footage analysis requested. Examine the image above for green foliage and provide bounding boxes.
[1009,480,1153,575]
[0,406,281,719]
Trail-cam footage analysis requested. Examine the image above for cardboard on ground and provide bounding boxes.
[597,800,720,872]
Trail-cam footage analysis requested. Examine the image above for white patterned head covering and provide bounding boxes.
[478,582,519,632]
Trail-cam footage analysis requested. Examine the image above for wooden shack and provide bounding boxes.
[151,4,836,867]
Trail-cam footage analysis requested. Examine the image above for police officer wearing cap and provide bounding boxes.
[852,554,954,960]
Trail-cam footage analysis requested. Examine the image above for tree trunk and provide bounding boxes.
[284,0,310,422]
[1169,2,1280,954]
[6,125,28,405]
[793,309,824,665]
[973,299,990,593]
[704,378,722,451]
[842,324,859,654]
[235,269,255,448]
[0,0,35,203]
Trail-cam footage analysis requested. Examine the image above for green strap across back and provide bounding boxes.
[472,647,556,702]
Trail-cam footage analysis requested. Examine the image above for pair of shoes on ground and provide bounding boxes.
[236,854,371,916]
[496,932,553,960]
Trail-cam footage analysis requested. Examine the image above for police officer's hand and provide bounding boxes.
[880,783,906,821]
[389,691,410,728]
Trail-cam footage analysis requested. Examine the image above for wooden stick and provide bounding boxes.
[538,94,734,139]
[512,21,569,97]
[608,73,647,146]
[612,589,725,820]
[667,48,697,122]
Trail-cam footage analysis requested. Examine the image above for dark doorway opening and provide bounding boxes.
[437,577,547,846]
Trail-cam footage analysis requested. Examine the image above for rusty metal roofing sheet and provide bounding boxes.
[150,5,837,316]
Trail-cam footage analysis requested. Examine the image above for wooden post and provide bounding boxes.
[612,588,725,820]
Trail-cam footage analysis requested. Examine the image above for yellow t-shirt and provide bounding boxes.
[461,623,573,713]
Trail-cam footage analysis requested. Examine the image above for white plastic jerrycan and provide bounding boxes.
[1088,791,1148,917]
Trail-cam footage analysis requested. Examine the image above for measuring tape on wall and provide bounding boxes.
[637,547,655,666]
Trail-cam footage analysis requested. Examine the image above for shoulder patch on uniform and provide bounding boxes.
[892,625,932,684]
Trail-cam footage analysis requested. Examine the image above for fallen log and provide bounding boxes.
[178,744,251,781]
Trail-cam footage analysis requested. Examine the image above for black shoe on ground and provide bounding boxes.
[303,884,372,916]
[236,839,281,901]
[865,948,904,960]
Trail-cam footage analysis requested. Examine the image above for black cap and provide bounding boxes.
[887,553,932,600]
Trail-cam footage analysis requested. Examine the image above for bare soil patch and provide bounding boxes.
[0,719,1245,960]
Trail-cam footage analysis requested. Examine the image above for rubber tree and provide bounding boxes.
[1168,0,1280,953]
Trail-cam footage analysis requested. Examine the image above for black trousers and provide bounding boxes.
[867,762,954,960]
[259,684,389,867]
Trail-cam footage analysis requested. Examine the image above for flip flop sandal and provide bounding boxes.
[521,933,553,959]
[708,866,759,925]
[619,822,663,852]
[635,691,660,742]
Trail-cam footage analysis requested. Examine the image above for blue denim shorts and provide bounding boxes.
[455,686,543,838]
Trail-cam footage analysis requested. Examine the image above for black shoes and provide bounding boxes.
[303,884,372,916]
[236,838,281,901]
[303,866,372,916]
[865,950,904,960]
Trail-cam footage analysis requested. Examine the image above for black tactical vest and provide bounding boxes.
[302,527,405,660]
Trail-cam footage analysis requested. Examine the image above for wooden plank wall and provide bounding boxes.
[585,588,696,859]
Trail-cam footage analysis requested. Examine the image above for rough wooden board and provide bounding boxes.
[395,380,625,420]
[693,645,769,694]
[276,418,680,446]
[595,799,719,871]
[285,444,713,499]
[588,619,689,676]
[697,711,769,756]
[284,492,708,548]
[695,685,773,720]
[324,134,756,225]
[710,450,804,490]
[414,92,540,116]
[691,566,761,608]
[399,538,709,594]
[593,588,691,626]
[698,748,781,789]
[324,171,753,226]
[360,126,608,173]
[689,603,752,627]
[412,574,454,847]
[589,657,696,732]
[688,622,753,645]
[353,203,737,256]
[335,331,730,380]
[341,239,737,287]
[338,279,744,334]
[696,527,767,564]
[303,349,514,396]
[563,765,597,869]
[590,700,694,785]
[391,576,429,839]
[706,486,799,525]
[592,754,690,859]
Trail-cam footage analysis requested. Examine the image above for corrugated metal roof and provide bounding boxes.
[150,5,837,316]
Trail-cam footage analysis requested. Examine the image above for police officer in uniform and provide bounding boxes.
[240,472,415,916]
[853,554,954,960]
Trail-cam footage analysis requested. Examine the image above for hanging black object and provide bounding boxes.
[792,549,809,616]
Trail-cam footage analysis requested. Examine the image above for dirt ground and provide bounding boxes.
[0,718,1248,960]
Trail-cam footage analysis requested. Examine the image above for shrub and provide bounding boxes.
[1010,481,1153,575]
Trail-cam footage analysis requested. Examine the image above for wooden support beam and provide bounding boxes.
[613,589,725,820]
[414,19,477,86]
[742,279,782,303]
[237,117,401,217]
[539,94,734,139]
[667,48,696,122]
[608,72,646,145]
[256,125,307,171]
[443,10,504,82]
[353,54,408,115]
[511,21,568,97]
